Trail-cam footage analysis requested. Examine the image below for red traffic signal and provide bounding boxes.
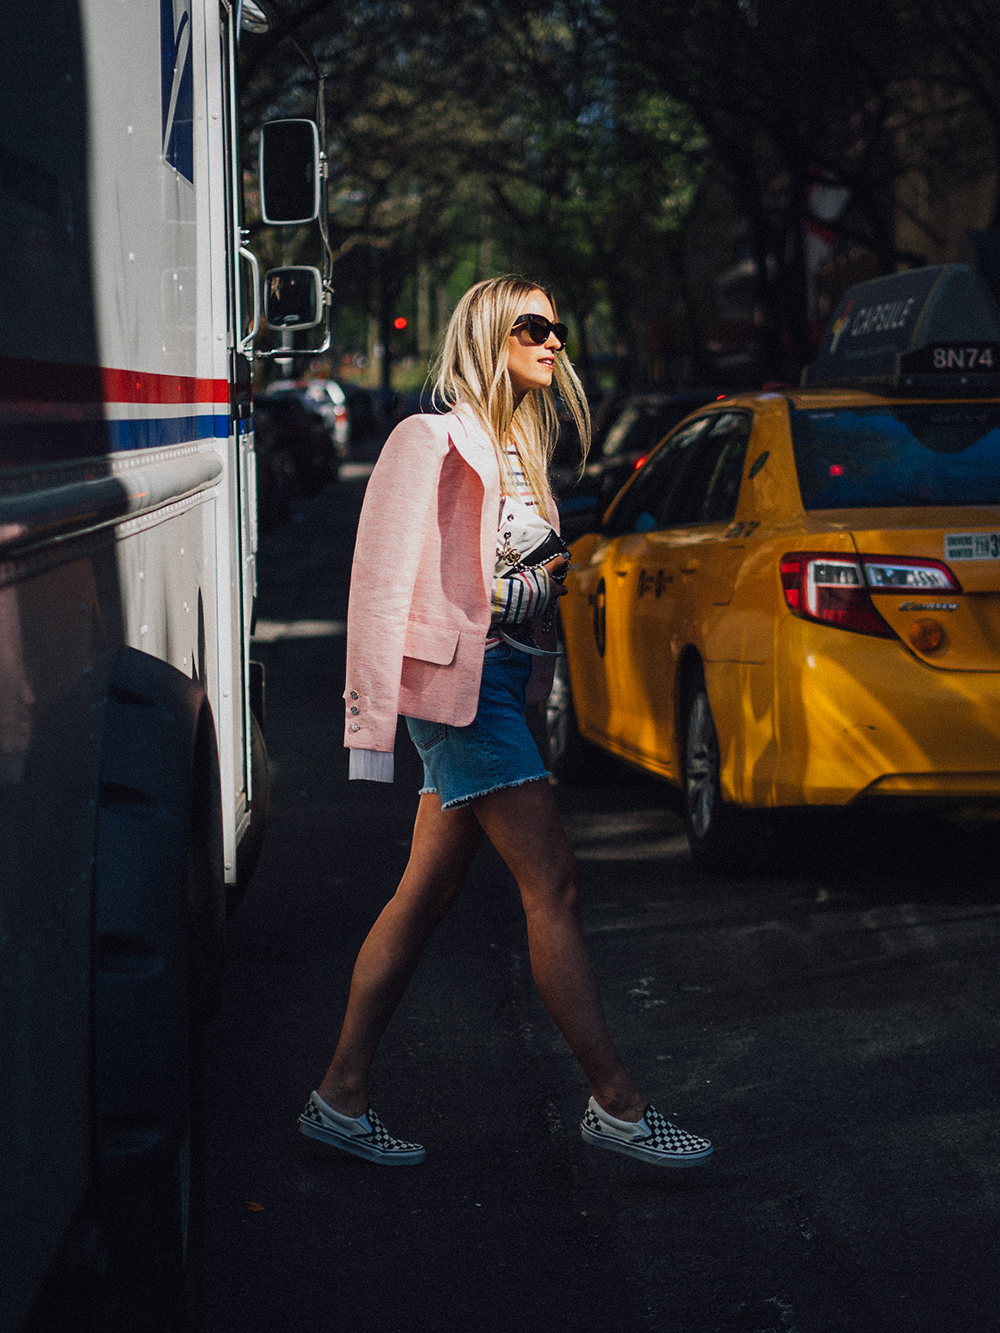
[393,316,408,330]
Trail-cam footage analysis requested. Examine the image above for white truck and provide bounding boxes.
[0,2,328,1326]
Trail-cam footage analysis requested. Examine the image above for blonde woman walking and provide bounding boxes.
[298,276,713,1169]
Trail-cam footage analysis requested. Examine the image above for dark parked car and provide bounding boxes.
[253,394,337,532]
[557,390,723,538]
[340,384,377,445]
[264,379,351,458]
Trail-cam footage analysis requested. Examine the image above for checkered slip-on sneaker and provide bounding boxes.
[298,1092,426,1165]
[580,1097,713,1167]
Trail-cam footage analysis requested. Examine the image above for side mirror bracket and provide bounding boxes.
[248,46,334,361]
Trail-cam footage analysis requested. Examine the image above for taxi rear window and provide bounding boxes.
[789,405,1000,508]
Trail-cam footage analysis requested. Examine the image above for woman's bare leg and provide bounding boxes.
[317,792,483,1117]
[473,779,646,1121]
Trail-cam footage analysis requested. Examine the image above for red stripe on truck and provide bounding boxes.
[0,357,228,405]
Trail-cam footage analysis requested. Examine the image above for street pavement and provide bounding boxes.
[203,454,1000,1333]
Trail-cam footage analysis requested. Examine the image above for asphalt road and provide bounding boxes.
[203,457,1000,1333]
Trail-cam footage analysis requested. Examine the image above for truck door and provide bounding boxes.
[216,0,257,880]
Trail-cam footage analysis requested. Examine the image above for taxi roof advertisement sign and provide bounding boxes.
[804,263,1000,389]
[807,266,945,384]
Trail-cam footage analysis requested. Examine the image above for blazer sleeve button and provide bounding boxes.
[350,706,359,715]
[349,723,360,733]
[349,690,359,699]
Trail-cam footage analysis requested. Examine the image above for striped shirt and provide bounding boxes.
[486,447,559,648]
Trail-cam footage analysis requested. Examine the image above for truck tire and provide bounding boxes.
[91,649,224,1329]
[26,679,218,1333]
[95,954,206,1333]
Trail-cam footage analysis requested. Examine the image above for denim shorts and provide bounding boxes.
[405,643,549,810]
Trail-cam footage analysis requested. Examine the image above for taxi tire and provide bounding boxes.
[680,674,777,874]
[545,648,616,784]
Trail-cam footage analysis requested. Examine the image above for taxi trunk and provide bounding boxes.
[787,398,1000,671]
[846,513,1000,669]
[773,396,1000,805]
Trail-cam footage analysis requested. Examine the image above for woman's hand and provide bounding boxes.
[542,553,569,591]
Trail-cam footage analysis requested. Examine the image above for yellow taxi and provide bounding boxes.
[549,264,1000,869]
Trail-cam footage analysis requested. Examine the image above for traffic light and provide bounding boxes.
[393,316,408,331]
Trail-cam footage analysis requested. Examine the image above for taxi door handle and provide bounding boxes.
[615,569,629,578]
[681,558,700,574]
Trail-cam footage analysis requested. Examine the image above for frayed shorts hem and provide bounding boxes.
[420,771,548,811]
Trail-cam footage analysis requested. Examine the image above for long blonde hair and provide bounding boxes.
[431,275,590,520]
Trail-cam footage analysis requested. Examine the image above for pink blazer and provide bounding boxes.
[343,403,557,756]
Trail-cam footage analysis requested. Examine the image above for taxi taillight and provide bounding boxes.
[779,553,960,638]
[780,555,893,636]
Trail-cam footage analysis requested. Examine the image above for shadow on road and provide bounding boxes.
[203,470,1000,1333]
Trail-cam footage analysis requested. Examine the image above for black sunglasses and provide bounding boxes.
[510,314,568,350]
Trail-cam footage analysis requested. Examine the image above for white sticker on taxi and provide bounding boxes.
[945,532,1000,560]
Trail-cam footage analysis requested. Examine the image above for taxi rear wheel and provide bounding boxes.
[681,673,776,873]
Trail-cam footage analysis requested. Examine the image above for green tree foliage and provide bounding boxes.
[241,2,501,383]
[471,3,710,390]
[239,0,709,389]
[240,0,1000,388]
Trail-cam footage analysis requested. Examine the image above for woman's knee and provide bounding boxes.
[392,870,464,928]
[519,848,580,916]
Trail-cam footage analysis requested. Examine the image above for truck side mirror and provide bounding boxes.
[238,0,272,35]
[263,266,323,330]
[259,120,320,225]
